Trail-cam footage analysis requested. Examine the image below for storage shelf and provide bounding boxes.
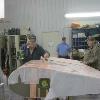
[72,27,100,49]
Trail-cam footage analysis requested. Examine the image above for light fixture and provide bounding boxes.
[0,0,4,18]
[64,12,100,18]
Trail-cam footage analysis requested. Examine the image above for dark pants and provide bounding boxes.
[58,55,70,59]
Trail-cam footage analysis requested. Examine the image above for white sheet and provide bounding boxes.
[8,57,100,99]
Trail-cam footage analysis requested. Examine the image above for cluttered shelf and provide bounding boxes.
[71,25,100,60]
[72,28,100,36]
[72,27,100,49]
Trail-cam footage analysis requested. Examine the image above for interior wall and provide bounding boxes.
[65,0,100,25]
[66,0,100,12]
[5,0,68,33]
[4,0,100,46]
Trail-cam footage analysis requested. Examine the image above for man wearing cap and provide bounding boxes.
[21,34,46,63]
[83,36,100,70]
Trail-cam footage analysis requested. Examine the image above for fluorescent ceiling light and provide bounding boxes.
[64,12,100,18]
[0,0,4,18]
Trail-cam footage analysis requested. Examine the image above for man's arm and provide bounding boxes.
[84,48,99,65]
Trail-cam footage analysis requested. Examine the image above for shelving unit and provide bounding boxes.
[6,35,27,73]
[72,27,100,49]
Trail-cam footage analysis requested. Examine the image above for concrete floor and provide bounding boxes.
[2,95,100,100]
[71,95,100,100]
[53,95,100,100]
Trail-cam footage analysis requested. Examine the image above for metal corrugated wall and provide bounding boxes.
[5,0,69,33]
[5,0,100,32]
[4,0,100,45]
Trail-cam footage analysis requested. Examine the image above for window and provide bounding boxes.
[0,0,4,18]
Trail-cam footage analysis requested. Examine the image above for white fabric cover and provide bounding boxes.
[0,68,24,100]
[8,57,100,100]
